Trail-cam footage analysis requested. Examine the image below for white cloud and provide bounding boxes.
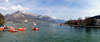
[0,0,9,2]
[48,9,52,13]
[0,7,7,10]
[85,0,100,17]
[10,5,30,11]
[1,0,100,20]
[0,5,30,11]
[5,0,9,2]
[52,16,57,19]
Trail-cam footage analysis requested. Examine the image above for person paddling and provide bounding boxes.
[6,25,8,29]
[34,27,36,29]
[32,27,36,29]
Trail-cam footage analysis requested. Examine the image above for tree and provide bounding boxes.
[0,13,5,26]
[78,17,83,25]
[78,17,82,20]
[84,17,93,26]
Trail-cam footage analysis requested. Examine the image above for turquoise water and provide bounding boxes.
[0,23,100,42]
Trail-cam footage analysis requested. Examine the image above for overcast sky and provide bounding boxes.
[0,0,100,20]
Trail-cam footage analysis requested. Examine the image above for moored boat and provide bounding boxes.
[9,30,18,32]
[0,27,4,30]
[9,27,18,32]
[18,27,26,31]
[32,27,39,30]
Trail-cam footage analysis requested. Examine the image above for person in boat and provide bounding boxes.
[32,27,36,29]
[4,25,8,29]
[34,27,36,29]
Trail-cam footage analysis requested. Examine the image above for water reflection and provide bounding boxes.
[32,30,39,31]
[74,27,84,32]
[18,31,26,35]
[85,28,92,38]
[0,32,3,38]
[85,28,91,32]
[11,32,16,36]
[1,23,100,42]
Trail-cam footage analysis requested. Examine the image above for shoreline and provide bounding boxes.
[57,24,100,28]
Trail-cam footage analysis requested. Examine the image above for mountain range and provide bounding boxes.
[4,11,66,23]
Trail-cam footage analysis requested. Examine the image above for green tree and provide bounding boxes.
[0,13,5,26]
[78,17,84,25]
[84,17,93,26]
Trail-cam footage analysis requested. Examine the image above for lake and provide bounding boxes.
[0,23,100,42]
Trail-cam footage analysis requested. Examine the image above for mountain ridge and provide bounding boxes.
[4,11,56,23]
[4,11,66,23]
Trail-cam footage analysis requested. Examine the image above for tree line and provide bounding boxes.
[64,17,97,26]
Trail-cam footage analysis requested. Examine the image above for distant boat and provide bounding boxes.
[33,22,36,25]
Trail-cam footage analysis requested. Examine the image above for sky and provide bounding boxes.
[0,0,100,20]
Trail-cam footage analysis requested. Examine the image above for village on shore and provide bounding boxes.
[59,15,100,28]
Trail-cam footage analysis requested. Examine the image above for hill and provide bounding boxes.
[4,11,56,23]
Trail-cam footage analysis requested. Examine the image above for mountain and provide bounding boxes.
[54,19,66,24]
[4,11,56,23]
[91,15,100,19]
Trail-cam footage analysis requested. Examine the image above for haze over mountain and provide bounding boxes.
[4,11,65,23]
[54,19,66,23]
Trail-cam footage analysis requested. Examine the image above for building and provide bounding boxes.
[85,15,100,26]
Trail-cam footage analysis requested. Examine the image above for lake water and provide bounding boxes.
[0,23,100,42]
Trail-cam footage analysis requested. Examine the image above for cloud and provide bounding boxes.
[48,9,52,13]
[0,7,8,10]
[9,5,30,11]
[83,0,100,17]
[52,16,57,19]
[5,0,9,2]
[0,0,9,2]
[0,5,30,11]
[1,0,100,20]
